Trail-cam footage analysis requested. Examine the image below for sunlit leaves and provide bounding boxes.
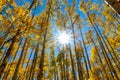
[0,0,7,7]
[14,7,27,16]
[0,14,3,20]
[89,67,101,80]
[0,0,120,80]
[79,0,91,13]
[90,46,99,64]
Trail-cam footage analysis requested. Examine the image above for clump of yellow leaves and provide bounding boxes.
[0,14,3,20]
[0,0,16,13]
[116,26,120,34]
[89,66,101,80]
[14,7,26,16]
[90,46,98,63]
[107,36,120,49]
[79,1,86,13]
[90,3,99,11]
[79,0,91,13]
[0,0,7,7]
[43,66,48,71]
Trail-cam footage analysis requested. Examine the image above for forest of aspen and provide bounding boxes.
[0,0,120,80]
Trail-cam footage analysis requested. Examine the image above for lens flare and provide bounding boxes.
[55,31,71,46]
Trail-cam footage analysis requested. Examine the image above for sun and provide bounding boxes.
[56,31,71,46]
[58,32,69,45]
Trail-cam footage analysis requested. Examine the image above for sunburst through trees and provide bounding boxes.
[0,0,120,80]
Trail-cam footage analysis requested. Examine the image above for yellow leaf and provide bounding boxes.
[0,14,3,20]
[11,16,15,21]
[15,7,26,16]
[43,66,48,71]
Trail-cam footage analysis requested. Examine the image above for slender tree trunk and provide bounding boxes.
[37,29,48,80]
[28,0,36,10]
[17,44,31,79]
[109,13,120,24]
[79,40,89,80]
[24,47,34,79]
[37,0,51,79]
[28,42,39,80]
[12,38,27,80]
[58,48,64,80]
[71,19,82,80]
[69,44,76,80]
[62,46,67,80]
[60,55,64,80]
[78,24,92,79]
[65,51,69,80]
[21,43,29,68]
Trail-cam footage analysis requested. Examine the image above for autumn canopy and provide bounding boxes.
[0,0,120,80]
